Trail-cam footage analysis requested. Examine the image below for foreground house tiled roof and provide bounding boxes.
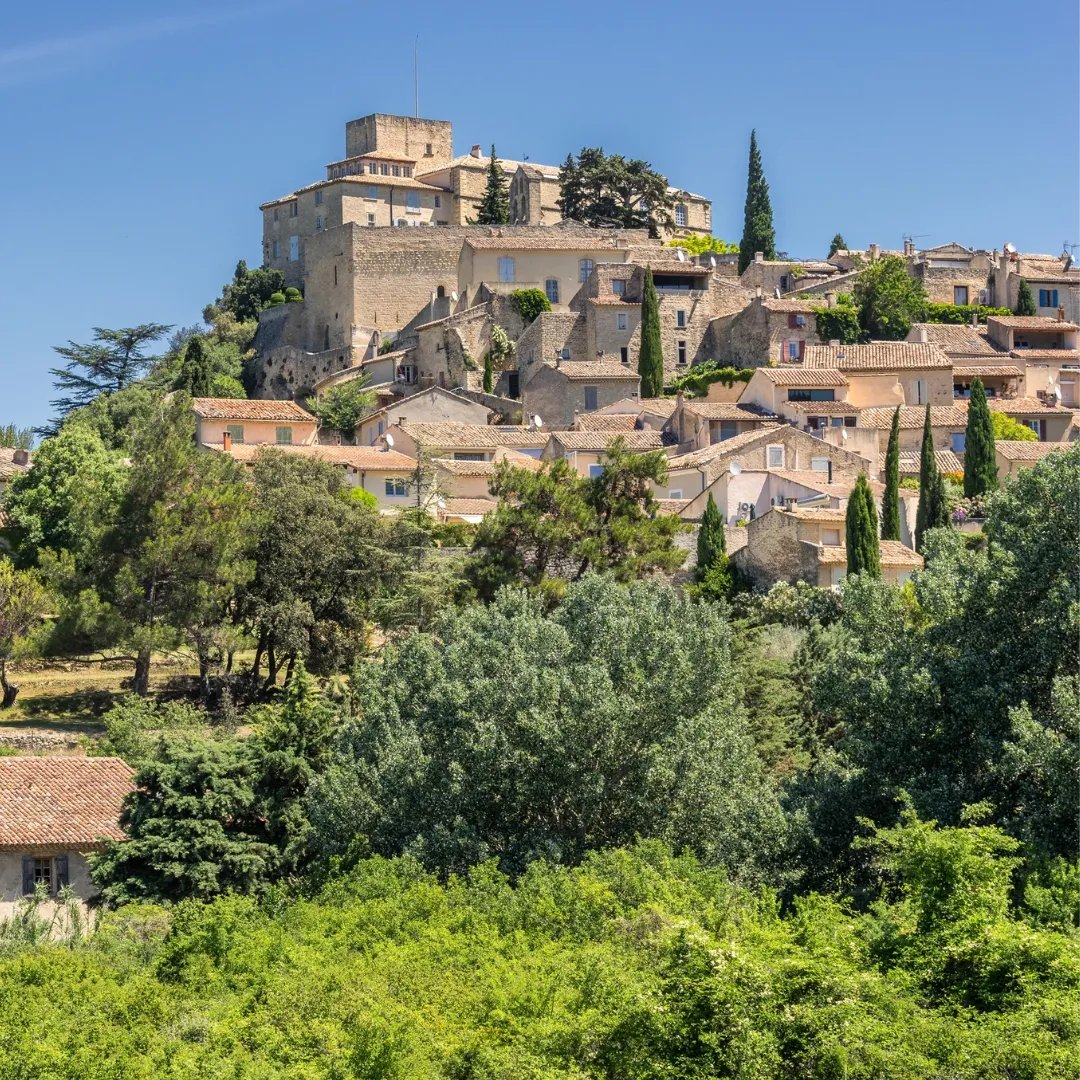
[814,540,924,568]
[987,316,1080,332]
[994,441,1073,462]
[755,367,849,387]
[859,405,969,429]
[910,324,1007,356]
[554,361,642,380]
[681,402,779,420]
[573,413,640,432]
[433,451,544,476]
[398,423,549,448]
[192,398,316,422]
[548,430,671,452]
[803,342,952,370]
[666,426,785,471]
[878,449,963,474]
[953,364,1023,378]
[0,757,133,852]
[209,443,418,471]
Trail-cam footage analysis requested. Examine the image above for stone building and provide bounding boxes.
[710,296,819,367]
[192,398,318,448]
[663,394,779,450]
[542,429,671,477]
[993,250,1079,323]
[521,360,641,431]
[911,243,995,305]
[803,341,955,406]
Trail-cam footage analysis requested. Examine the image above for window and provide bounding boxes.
[273,207,279,222]
[454,452,487,461]
[767,444,785,468]
[718,420,737,441]
[911,378,928,404]
[830,416,845,427]
[385,477,408,496]
[954,286,969,305]
[676,309,686,328]
[403,166,411,178]
[584,386,598,411]
[1038,288,1059,308]
[434,195,441,208]
[795,314,805,328]
[843,415,856,427]
[668,489,683,499]
[314,190,323,205]
[498,256,515,282]
[272,240,280,259]
[677,340,687,366]
[612,279,626,295]
[22,855,67,895]
[366,185,378,199]
[275,426,293,445]
[579,258,594,283]
[617,313,627,330]
[620,346,629,364]
[545,278,559,304]
[559,348,571,360]
[34,857,52,891]
[788,340,801,360]
[951,432,966,453]
[289,235,299,261]
[226,424,244,444]
[589,464,605,478]
[315,216,323,232]
[380,163,389,175]
[368,162,377,174]
[811,456,831,472]
[289,201,298,218]
[392,165,400,177]
[368,214,376,225]
[787,388,835,402]
[674,203,687,227]
[406,191,420,211]
[425,142,433,155]
[822,528,840,546]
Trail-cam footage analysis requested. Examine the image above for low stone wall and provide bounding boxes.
[0,730,82,753]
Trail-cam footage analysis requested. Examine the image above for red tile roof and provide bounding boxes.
[995,441,1073,461]
[803,342,952,370]
[755,367,849,387]
[192,398,316,422]
[0,758,133,851]
[987,316,1079,331]
[550,430,669,451]
[206,443,418,471]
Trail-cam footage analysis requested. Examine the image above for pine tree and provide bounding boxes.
[738,130,776,274]
[1015,278,1037,316]
[482,351,494,394]
[474,145,510,226]
[828,233,847,258]
[696,492,726,580]
[963,377,998,498]
[638,268,664,398]
[178,336,212,398]
[881,406,902,541]
[915,404,948,552]
[845,474,880,578]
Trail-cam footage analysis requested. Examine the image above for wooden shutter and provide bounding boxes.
[22,856,33,895]
[787,313,798,329]
[798,340,806,360]
[55,856,69,890]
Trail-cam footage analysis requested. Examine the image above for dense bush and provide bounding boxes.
[509,287,551,324]
[925,302,1012,324]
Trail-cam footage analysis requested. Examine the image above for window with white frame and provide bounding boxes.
[677,340,687,365]
[380,163,389,175]
[385,477,408,496]
[674,203,687,227]
[788,340,800,360]
[368,162,377,174]
[545,278,559,304]
[579,258,594,283]
[617,313,627,330]
[406,191,420,211]
[498,257,515,283]
[767,444,785,468]
[392,165,401,177]
[620,346,629,364]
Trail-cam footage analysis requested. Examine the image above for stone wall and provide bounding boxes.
[344,113,453,165]
[522,364,640,430]
[732,508,803,588]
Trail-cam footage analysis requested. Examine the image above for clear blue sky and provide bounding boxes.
[3,0,1078,430]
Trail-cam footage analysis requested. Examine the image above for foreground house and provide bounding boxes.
[0,758,133,909]
[994,440,1073,479]
[193,398,318,448]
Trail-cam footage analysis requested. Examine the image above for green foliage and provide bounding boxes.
[992,410,1039,441]
[853,255,928,339]
[881,406,902,541]
[915,404,949,552]
[509,287,551,324]
[306,376,376,436]
[310,576,785,878]
[96,694,208,764]
[482,350,493,393]
[668,234,739,255]
[0,559,49,707]
[637,268,664,398]
[1015,277,1038,316]
[488,324,515,366]
[845,473,881,577]
[738,129,776,273]
[473,145,510,226]
[558,147,675,238]
[0,425,33,450]
[267,291,286,307]
[175,335,212,398]
[207,373,246,399]
[669,361,752,397]
[468,440,684,599]
[284,286,303,303]
[812,292,863,344]
[925,302,1012,323]
[964,377,998,498]
[212,259,285,323]
[695,492,725,579]
[378,336,396,355]
[828,232,847,257]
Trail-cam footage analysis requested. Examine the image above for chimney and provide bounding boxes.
[470,144,483,158]
[903,239,915,257]
[869,243,880,260]
[916,326,928,343]
[971,310,979,328]
[12,449,28,466]
[755,286,763,299]
[1059,306,1066,322]
[825,291,836,309]
[829,338,840,346]
[754,251,764,263]
[222,431,232,451]
[784,496,798,511]
[676,390,684,408]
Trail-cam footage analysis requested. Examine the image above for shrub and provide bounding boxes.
[509,288,551,324]
[925,302,1011,324]
[284,287,303,303]
[670,361,752,398]
[378,337,396,355]
[267,291,286,307]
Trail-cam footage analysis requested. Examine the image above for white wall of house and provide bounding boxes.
[0,850,95,904]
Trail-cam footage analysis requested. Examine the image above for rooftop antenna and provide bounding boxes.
[414,36,419,118]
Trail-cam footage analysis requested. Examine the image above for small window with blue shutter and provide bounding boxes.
[952,432,966,453]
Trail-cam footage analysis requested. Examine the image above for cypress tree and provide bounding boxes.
[178,336,211,398]
[1014,278,1037,316]
[738,130,776,274]
[845,473,880,577]
[475,145,510,226]
[828,233,847,258]
[638,268,664,398]
[881,406,902,540]
[696,492,726,580]
[915,404,948,552]
[963,377,998,498]
[482,351,494,394]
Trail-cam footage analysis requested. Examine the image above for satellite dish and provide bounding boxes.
[384,433,395,447]
[841,429,849,441]
[729,461,743,476]
[676,248,686,262]
[451,291,458,302]
[1053,386,1063,400]
[1004,242,1016,254]
[532,414,543,428]
[709,255,717,267]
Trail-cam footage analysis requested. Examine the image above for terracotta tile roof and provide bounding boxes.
[878,449,963,474]
[911,324,1008,356]
[648,264,713,276]
[423,154,562,178]
[192,398,316,422]
[803,342,952,370]
[260,175,447,206]
[780,507,848,522]
[433,452,543,476]
[206,443,418,471]
[682,401,779,420]
[638,397,680,416]
[549,430,670,451]
[0,757,133,851]
[987,316,1080,331]
[762,299,819,313]
[815,541,924,568]
[399,422,549,448]
[995,440,1073,461]
[465,235,634,252]
[858,406,968,429]
[0,448,31,481]
[1010,350,1080,361]
[440,497,497,517]
[666,427,784,471]
[767,469,850,493]
[556,361,641,380]
[573,413,640,432]
[755,366,849,387]
[985,396,1079,415]
[953,364,1023,378]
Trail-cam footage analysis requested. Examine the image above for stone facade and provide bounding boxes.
[521,361,641,431]
[515,312,590,388]
[713,297,819,367]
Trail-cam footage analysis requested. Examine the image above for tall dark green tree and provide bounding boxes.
[963,377,998,498]
[696,492,726,576]
[881,406,902,541]
[176,336,212,398]
[474,145,510,226]
[828,233,847,258]
[1014,278,1037,316]
[738,130,776,274]
[845,474,880,577]
[482,350,494,394]
[915,404,949,552]
[557,147,674,237]
[638,268,664,397]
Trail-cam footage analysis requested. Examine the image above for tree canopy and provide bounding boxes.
[853,255,928,339]
[637,268,664,397]
[557,147,675,238]
[472,145,510,225]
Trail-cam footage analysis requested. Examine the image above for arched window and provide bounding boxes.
[579,258,594,283]
[436,285,445,298]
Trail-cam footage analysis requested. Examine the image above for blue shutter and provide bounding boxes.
[1052,290,1059,307]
